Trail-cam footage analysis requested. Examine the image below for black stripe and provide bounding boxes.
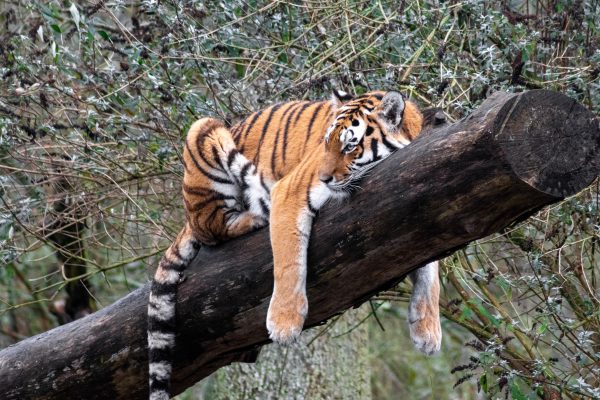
[259,198,269,216]
[193,214,214,244]
[283,102,314,163]
[185,140,233,184]
[158,258,186,274]
[205,203,228,226]
[281,102,307,163]
[195,131,226,171]
[150,280,177,296]
[183,184,214,196]
[171,244,185,262]
[259,173,270,194]
[148,345,173,362]
[304,102,326,146]
[293,101,316,125]
[271,103,299,177]
[158,252,184,270]
[148,315,176,334]
[354,160,372,168]
[187,194,234,213]
[306,180,318,215]
[167,260,187,273]
[223,208,237,217]
[149,376,170,393]
[212,145,225,170]
[243,110,264,137]
[239,162,253,210]
[231,122,244,140]
[254,104,283,165]
[238,110,264,150]
[227,149,239,168]
[239,162,252,190]
[371,138,379,161]
[184,187,235,211]
[196,145,218,169]
[381,134,398,152]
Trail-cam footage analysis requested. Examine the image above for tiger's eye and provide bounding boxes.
[343,144,356,154]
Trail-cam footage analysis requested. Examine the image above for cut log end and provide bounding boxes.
[492,89,600,198]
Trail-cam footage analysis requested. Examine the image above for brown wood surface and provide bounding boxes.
[0,90,598,400]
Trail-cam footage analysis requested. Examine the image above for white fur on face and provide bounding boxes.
[339,118,367,153]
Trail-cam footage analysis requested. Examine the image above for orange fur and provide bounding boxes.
[147,91,440,400]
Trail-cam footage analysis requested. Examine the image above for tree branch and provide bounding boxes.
[0,90,598,400]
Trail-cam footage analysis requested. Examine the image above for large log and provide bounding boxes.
[0,90,598,399]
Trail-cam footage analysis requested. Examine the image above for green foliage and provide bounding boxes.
[0,0,598,398]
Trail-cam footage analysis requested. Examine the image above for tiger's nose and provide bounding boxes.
[319,173,333,184]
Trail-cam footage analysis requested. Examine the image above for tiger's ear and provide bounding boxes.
[379,91,406,130]
[331,89,354,108]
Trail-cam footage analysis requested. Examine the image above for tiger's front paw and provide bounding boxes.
[266,292,308,345]
[408,298,442,355]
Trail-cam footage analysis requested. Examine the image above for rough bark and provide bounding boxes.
[205,305,371,400]
[0,90,598,400]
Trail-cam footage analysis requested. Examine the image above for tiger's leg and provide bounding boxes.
[408,261,442,355]
[226,149,272,223]
[218,151,272,238]
[266,173,334,344]
[186,118,271,239]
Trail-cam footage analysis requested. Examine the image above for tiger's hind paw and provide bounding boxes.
[408,310,442,355]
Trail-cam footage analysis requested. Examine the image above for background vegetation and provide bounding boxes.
[0,0,598,399]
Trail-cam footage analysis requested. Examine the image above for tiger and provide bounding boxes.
[147,90,442,400]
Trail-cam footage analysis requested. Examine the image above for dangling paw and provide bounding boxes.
[266,292,308,345]
[408,297,442,355]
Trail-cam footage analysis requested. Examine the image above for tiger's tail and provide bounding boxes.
[147,223,199,400]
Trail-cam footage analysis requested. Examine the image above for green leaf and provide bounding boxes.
[470,299,501,328]
[479,374,488,393]
[537,317,548,334]
[148,142,159,154]
[98,30,111,41]
[510,380,527,400]
[113,93,125,106]
[50,24,62,33]
[459,304,474,321]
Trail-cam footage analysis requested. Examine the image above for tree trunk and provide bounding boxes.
[205,306,371,400]
[46,173,93,323]
[0,90,597,400]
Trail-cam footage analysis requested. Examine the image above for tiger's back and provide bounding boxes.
[230,100,335,181]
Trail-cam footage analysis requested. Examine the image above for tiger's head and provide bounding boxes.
[320,90,423,191]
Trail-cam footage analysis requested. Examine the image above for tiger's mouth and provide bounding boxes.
[326,176,362,194]
[329,157,388,193]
